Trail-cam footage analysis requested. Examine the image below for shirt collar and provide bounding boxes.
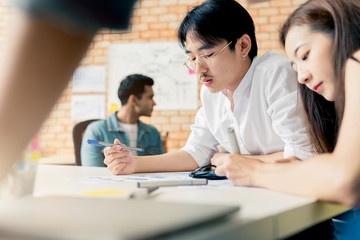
[107,112,121,132]
[222,55,260,100]
[107,112,150,133]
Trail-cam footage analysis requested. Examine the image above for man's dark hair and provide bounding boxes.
[178,0,258,60]
[118,74,154,105]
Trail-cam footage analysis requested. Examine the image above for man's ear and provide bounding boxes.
[128,94,138,106]
[235,34,252,57]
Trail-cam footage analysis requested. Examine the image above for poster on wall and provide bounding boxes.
[71,94,105,121]
[72,66,106,93]
[108,42,198,111]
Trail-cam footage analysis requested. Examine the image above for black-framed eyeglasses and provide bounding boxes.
[183,41,233,71]
[189,164,227,180]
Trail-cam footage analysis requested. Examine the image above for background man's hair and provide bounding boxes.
[118,74,154,105]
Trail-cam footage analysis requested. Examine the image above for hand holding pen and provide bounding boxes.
[99,139,138,175]
[227,127,241,154]
[210,127,241,177]
[87,139,144,152]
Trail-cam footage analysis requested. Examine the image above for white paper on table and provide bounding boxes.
[63,172,192,184]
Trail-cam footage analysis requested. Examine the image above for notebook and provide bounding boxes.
[0,196,239,240]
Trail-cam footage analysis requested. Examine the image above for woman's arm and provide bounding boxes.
[215,50,360,206]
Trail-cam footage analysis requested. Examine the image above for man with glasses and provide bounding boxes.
[104,0,313,175]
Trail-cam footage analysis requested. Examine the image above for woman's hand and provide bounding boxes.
[211,153,262,186]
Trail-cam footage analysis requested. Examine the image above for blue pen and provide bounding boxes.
[87,139,144,152]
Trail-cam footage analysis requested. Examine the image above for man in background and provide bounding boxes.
[81,74,163,167]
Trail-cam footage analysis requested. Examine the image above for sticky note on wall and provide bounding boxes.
[109,103,119,113]
[188,69,196,75]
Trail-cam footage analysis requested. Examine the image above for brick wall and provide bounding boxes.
[0,0,306,158]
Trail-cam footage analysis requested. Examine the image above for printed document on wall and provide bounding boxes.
[73,66,106,93]
[71,94,105,121]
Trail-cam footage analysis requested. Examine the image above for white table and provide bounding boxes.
[32,165,348,240]
[37,155,75,165]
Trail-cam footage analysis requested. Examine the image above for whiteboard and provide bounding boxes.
[108,42,198,110]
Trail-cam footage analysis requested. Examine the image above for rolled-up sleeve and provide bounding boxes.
[265,62,315,160]
[181,107,219,167]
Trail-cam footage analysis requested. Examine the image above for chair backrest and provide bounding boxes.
[72,119,99,166]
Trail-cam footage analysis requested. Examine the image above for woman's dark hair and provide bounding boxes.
[279,0,360,153]
[178,0,258,60]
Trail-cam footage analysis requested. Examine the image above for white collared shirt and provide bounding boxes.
[181,51,314,167]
